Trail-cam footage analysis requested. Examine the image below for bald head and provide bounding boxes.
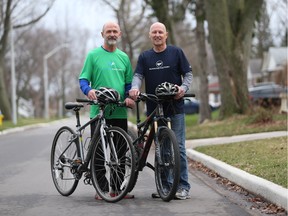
[149,22,167,33]
[102,21,120,32]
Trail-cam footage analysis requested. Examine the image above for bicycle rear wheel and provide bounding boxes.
[154,127,180,202]
[91,126,136,202]
[51,126,79,196]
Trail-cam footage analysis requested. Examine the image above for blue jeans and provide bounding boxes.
[170,113,191,191]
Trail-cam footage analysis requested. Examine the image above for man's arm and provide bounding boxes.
[181,71,193,93]
[79,79,92,95]
[129,73,144,100]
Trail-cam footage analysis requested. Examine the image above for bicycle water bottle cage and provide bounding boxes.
[155,82,178,99]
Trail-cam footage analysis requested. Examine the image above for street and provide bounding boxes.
[0,118,263,216]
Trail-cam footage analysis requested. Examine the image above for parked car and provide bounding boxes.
[249,82,286,107]
[184,97,220,115]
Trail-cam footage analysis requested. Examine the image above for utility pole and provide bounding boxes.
[43,43,69,119]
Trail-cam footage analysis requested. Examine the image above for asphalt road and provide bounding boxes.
[0,118,264,216]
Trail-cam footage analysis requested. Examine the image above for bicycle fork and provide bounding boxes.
[100,124,119,166]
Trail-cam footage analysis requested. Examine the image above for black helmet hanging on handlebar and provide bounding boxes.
[155,82,178,97]
[96,87,120,104]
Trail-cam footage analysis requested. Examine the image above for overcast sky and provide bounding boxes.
[38,0,115,48]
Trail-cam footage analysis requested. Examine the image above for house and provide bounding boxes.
[261,47,288,86]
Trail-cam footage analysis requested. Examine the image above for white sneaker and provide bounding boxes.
[175,189,190,200]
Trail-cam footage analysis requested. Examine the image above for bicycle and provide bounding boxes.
[128,92,193,202]
[50,87,136,203]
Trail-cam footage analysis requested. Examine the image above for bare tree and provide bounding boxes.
[194,0,210,123]
[251,1,274,58]
[204,0,263,119]
[0,0,55,120]
[100,0,151,67]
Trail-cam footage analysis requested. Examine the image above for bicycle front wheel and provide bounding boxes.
[91,126,136,202]
[51,126,79,196]
[154,127,180,202]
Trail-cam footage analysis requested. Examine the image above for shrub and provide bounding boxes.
[247,106,273,124]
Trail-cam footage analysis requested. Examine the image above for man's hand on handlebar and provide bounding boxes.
[125,97,135,108]
[87,89,97,100]
[129,88,140,101]
[174,85,185,100]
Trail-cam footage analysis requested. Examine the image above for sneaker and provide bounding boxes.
[110,192,135,199]
[95,192,134,200]
[174,189,190,200]
[151,192,161,198]
[123,194,135,199]
[94,193,102,200]
[151,188,169,198]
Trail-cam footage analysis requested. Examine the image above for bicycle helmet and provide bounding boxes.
[155,82,179,97]
[96,87,120,104]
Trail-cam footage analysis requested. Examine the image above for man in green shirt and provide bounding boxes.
[79,21,135,199]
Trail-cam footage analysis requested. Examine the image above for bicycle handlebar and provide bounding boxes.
[76,98,95,103]
[136,92,195,103]
[75,98,126,107]
[184,93,195,97]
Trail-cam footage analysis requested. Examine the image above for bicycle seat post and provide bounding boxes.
[75,109,81,129]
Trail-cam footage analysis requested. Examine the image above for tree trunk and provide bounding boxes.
[195,0,211,123]
[204,0,263,119]
[0,57,12,120]
[0,0,12,120]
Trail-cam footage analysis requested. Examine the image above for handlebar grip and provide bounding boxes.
[76,98,92,103]
[184,93,195,97]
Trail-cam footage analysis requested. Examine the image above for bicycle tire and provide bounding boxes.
[154,127,180,202]
[50,126,79,196]
[91,126,136,202]
[127,129,139,193]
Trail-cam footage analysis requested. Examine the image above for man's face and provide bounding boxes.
[102,23,121,46]
[149,24,168,47]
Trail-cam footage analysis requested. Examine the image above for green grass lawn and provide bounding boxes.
[0,118,58,131]
[185,109,287,188]
[195,136,288,188]
[185,110,287,139]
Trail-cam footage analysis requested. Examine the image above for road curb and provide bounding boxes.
[187,149,288,210]
[0,123,48,136]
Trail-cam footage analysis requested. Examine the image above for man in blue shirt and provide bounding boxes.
[129,22,193,200]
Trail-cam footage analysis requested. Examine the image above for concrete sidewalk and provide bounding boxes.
[186,131,288,211]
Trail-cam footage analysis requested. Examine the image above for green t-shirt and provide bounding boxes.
[79,47,133,119]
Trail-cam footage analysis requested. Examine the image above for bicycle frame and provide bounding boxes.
[62,103,118,179]
[133,94,172,171]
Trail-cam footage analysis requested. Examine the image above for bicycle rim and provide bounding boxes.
[51,126,79,196]
[155,128,180,202]
[91,126,136,202]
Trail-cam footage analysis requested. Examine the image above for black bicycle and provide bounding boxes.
[50,87,136,202]
[128,92,190,202]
